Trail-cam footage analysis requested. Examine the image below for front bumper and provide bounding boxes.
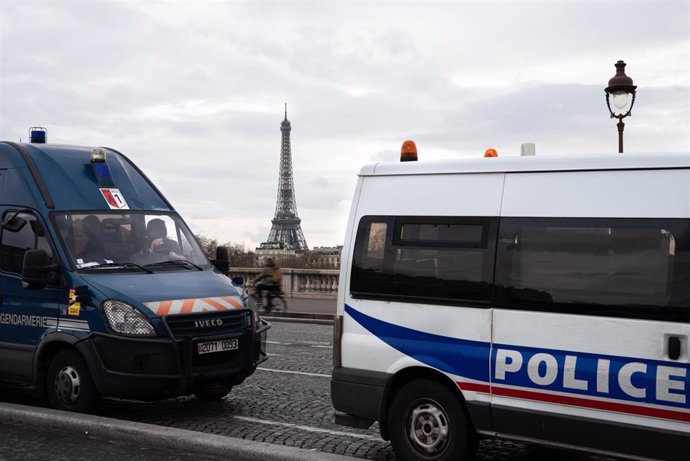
[331,367,390,428]
[78,319,270,400]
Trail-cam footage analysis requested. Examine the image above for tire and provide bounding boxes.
[47,350,99,412]
[269,295,287,312]
[389,379,477,461]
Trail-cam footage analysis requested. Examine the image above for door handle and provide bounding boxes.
[668,336,681,361]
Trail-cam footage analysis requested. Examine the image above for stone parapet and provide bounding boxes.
[231,267,339,299]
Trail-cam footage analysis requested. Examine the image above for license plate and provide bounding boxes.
[197,338,238,355]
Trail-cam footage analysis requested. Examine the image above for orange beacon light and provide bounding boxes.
[484,148,498,158]
[401,140,418,162]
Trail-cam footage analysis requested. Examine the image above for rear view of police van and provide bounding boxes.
[0,141,268,412]
[332,150,690,461]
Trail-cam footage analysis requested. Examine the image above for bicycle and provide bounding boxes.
[248,283,288,314]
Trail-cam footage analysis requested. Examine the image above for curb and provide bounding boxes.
[0,402,353,461]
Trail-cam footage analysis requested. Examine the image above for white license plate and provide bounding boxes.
[197,338,238,355]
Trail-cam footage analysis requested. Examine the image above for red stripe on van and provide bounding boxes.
[457,381,690,423]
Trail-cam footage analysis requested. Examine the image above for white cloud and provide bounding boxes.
[1,0,688,250]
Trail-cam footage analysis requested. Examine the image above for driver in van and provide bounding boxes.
[146,218,184,260]
[80,215,105,261]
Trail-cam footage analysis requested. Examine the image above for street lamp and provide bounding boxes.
[605,60,637,153]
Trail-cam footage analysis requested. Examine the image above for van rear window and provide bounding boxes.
[495,218,690,321]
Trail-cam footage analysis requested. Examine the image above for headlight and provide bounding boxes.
[102,300,155,336]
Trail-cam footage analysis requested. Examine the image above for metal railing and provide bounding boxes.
[231,268,339,299]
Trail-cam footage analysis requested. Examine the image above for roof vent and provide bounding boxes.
[521,143,535,156]
[29,127,47,144]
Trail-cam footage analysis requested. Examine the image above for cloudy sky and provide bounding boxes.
[1,0,689,250]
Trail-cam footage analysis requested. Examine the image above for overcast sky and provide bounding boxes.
[1,0,689,250]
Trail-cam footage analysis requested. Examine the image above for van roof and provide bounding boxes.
[0,142,172,212]
[359,152,690,176]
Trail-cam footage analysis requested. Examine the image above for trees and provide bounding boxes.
[194,235,257,267]
[194,235,339,269]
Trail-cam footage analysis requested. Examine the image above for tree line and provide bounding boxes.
[194,235,337,269]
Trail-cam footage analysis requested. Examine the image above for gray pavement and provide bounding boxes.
[262,296,336,323]
[0,402,353,461]
[282,297,336,315]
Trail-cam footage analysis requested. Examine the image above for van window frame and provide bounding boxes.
[494,216,690,323]
[350,215,497,307]
[0,209,59,278]
[49,210,212,272]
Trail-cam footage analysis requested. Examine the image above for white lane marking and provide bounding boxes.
[257,367,330,378]
[232,415,381,442]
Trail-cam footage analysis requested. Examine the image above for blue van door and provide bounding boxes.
[0,211,62,382]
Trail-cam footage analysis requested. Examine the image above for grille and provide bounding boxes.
[165,309,251,338]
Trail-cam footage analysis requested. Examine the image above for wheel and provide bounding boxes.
[47,350,99,412]
[268,295,286,312]
[389,379,477,461]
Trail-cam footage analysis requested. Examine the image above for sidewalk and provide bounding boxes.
[0,402,353,461]
[264,297,336,323]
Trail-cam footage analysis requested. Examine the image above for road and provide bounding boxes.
[0,321,622,461]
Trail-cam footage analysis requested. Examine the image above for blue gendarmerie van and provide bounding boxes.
[0,139,269,411]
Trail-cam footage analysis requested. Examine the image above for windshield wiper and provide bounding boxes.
[79,262,154,273]
[144,260,203,271]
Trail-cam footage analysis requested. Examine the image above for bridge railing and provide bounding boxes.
[231,267,339,299]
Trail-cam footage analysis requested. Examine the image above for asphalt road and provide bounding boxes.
[0,320,626,461]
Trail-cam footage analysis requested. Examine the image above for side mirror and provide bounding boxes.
[212,246,230,276]
[2,215,27,232]
[22,249,59,289]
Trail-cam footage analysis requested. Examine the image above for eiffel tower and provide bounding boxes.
[264,104,308,252]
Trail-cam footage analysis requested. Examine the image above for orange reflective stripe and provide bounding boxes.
[180,298,196,314]
[220,296,242,308]
[200,297,226,311]
[156,300,172,316]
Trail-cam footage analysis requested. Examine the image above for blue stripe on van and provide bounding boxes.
[345,304,690,412]
[345,304,490,382]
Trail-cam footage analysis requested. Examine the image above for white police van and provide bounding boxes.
[331,147,690,461]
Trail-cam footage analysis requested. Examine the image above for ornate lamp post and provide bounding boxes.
[605,60,637,153]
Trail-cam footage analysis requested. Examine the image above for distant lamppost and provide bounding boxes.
[605,60,637,153]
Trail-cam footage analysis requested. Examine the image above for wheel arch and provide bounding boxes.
[380,366,467,440]
[33,333,82,397]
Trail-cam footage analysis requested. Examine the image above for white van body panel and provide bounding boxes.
[354,173,505,219]
[501,169,690,218]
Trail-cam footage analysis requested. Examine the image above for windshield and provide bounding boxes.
[53,212,210,270]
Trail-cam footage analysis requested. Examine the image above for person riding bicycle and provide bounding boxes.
[254,258,282,305]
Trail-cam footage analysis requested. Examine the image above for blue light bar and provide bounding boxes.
[91,161,115,188]
[29,127,47,144]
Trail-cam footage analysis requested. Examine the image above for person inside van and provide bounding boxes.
[80,215,105,261]
[254,258,282,303]
[146,218,184,260]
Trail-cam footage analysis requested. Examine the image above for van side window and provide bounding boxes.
[495,218,690,322]
[1,212,56,275]
[351,216,496,305]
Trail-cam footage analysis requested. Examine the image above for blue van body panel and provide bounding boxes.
[77,270,243,316]
[21,144,171,212]
[3,167,38,208]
